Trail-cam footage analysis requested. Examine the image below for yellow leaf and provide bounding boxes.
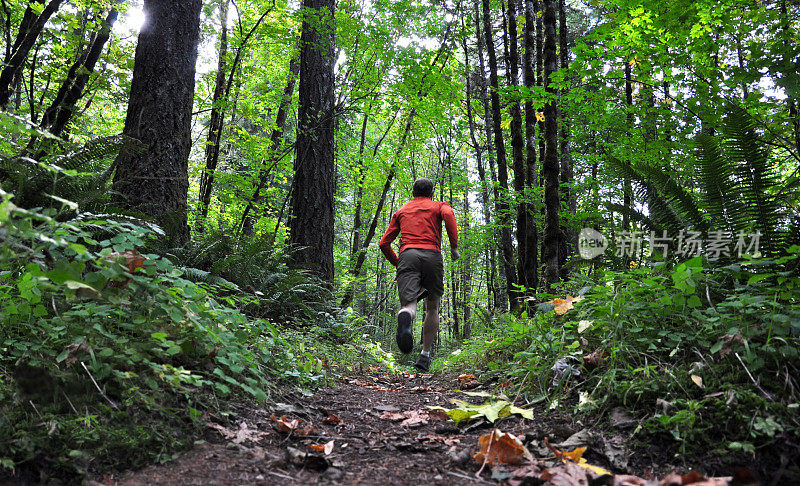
[501,117,512,130]
[691,374,704,388]
[577,457,612,476]
[535,111,545,122]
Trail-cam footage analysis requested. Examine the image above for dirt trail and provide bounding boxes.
[102,370,757,485]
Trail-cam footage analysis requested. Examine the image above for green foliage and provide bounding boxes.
[445,251,800,457]
[0,187,327,478]
[605,105,796,259]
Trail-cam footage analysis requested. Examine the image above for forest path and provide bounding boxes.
[106,370,743,485]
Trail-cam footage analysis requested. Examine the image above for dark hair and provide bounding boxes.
[412,178,434,198]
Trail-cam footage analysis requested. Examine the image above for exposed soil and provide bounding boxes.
[93,370,769,485]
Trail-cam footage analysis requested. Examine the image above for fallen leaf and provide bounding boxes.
[690,374,704,388]
[583,348,607,369]
[548,294,586,316]
[323,413,342,425]
[271,414,301,433]
[458,374,475,381]
[578,319,594,333]
[310,440,335,455]
[473,429,534,465]
[296,424,320,436]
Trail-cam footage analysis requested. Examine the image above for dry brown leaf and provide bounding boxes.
[296,424,320,436]
[270,414,301,433]
[548,294,586,316]
[473,429,534,465]
[379,409,431,427]
[583,349,607,370]
[690,375,704,388]
[322,413,342,425]
[458,374,475,381]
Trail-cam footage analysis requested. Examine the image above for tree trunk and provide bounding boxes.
[465,7,496,312]
[557,0,574,270]
[0,0,62,110]
[239,51,300,236]
[24,6,118,160]
[535,0,545,168]
[198,2,273,229]
[482,0,518,311]
[112,0,202,245]
[289,0,336,282]
[523,0,539,293]
[475,0,501,311]
[506,0,530,296]
[623,60,633,231]
[542,0,561,286]
[197,0,230,231]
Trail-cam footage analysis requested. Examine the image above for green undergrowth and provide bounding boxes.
[0,188,345,482]
[442,254,800,465]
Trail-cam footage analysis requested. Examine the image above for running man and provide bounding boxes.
[378,178,459,372]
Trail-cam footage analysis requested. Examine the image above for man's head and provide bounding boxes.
[412,177,435,198]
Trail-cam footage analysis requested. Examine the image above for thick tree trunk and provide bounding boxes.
[482,0,518,311]
[542,0,561,286]
[289,0,336,282]
[112,0,202,245]
[523,0,539,292]
[557,0,574,270]
[475,0,501,311]
[197,0,230,231]
[0,0,62,110]
[506,0,530,296]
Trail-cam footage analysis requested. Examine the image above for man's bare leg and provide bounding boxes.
[421,297,440,354]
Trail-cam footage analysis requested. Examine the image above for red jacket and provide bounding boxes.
[378,197,458,267]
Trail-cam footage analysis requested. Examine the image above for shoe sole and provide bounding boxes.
[414,359,430,372]
[396,311,413,354]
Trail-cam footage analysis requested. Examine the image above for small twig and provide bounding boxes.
[705,284,716,312]
[81,361,119,409]
[29,400,42,419]
[475,429,495,477]
[267,470,295,481]
[511,371,531,405]
[63,391,79,415]
[734,352,774,401]
[449,469,491,483]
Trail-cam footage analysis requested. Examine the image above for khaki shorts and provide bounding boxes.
[396,248,444,306]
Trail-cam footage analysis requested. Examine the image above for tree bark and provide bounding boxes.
[112,0,202,245]
[558,0,574,270]
[506,0,530,297]
[523,0,539,292]
[542,0,561,286]
[289,0,336,282]
[0,0,62,110]
[475,0,501,311]
[482,0,518,310]
[197,0,230,231]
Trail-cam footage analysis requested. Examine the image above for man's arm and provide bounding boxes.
[378,212,401,267]
[441,203,459,260]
